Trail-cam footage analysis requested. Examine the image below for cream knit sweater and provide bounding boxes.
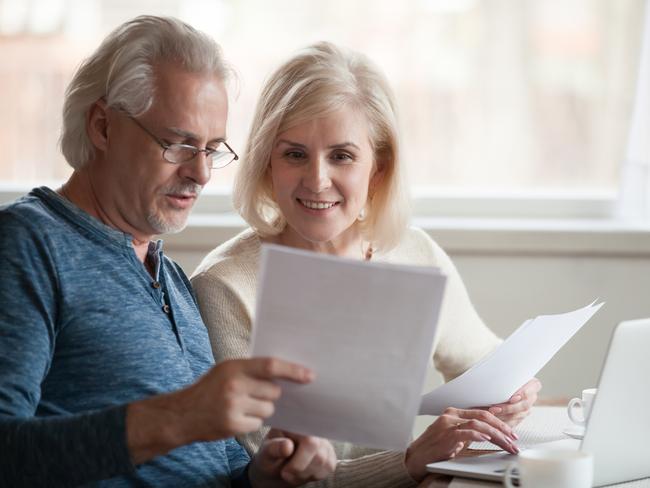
[191,227,501,488]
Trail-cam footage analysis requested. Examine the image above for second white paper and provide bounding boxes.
[251,244,447,451]
[419,301,603,415]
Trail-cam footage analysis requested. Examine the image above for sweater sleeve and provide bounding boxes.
[0,211,135,487]
[420,231,503,382]
[191,254,418,488]
[303,451,417,488]
[191,266,270,456]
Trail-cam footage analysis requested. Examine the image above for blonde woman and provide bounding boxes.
[191,42,540,487]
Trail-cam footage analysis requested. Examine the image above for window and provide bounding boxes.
[0,0,645,216]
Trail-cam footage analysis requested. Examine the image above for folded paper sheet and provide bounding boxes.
[419,301,603,415]
[251,244,447,451]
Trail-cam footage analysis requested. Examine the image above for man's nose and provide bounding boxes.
[180,151,211,186]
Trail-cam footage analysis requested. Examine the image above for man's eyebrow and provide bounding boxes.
[167,126,226,144]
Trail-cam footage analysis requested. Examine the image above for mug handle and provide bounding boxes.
[503,461,519,488]
[567,397,586,426]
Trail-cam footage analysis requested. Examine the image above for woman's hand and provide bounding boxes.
[488,378,542,427]
[404,407,520,481]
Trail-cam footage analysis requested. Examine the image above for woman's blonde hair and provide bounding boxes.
[233,42,410,252]
[60,15,233,169]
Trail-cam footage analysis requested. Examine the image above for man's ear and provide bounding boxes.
[86,99,110,152]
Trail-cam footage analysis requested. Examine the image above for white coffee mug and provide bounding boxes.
[503,449,593,488]
[567,388,597,426]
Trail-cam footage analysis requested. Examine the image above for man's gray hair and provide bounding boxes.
[60,15,233,169]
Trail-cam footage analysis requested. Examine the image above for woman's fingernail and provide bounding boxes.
[512,432,519,440]
[491,407,502,414]
[511,395,522,403]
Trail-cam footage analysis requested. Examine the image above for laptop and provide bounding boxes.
[426,318,650,487]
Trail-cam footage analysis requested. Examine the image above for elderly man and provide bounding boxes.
[0,16,335,487]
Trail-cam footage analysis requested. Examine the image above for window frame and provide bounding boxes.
[4,182,649,259]
[0,181,625,220]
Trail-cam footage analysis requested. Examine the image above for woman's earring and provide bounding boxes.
[358,205,368,222]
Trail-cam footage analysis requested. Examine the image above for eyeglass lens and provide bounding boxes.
[163,144,236,169]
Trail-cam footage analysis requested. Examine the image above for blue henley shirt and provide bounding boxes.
[0,187,250,487]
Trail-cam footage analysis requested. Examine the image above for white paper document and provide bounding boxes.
[419,301,603,415]
[468,406,571,450]
[250,244,447,451]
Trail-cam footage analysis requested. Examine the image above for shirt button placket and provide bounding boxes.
[151,281,169,314]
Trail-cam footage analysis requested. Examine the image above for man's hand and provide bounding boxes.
[487,378,542,427]
[126,358,313,464]
[404,407,519,481]
[248,429,337,487]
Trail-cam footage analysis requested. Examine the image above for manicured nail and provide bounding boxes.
[491,407,502,414]
[511,395,522,403]
[511,431,519,440]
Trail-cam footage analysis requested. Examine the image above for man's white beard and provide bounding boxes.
[146,210,188,235]
[147,181,202,235]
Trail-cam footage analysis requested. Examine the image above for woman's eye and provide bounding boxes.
[285,150,306,160]
[332,152,354,163]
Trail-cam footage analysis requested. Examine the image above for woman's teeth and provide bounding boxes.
[299,199,337,210]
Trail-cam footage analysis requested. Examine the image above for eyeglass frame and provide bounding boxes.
[126,114,239,169]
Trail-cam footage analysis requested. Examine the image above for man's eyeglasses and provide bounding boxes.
[127,115,239,169]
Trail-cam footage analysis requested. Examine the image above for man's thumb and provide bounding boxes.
[260,437,294,464]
